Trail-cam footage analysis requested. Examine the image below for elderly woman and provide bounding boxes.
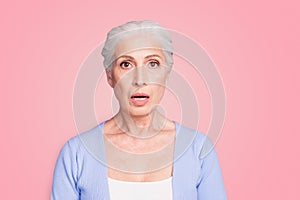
[51,20,227,200]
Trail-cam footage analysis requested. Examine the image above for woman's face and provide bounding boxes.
[107,34,171,117]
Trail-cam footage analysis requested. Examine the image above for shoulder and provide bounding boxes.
[58,122,105,157]
[175,122,215,159]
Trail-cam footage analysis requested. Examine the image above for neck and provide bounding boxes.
[113,109,167,138]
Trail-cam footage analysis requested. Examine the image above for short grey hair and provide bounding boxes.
[101,20,174,70]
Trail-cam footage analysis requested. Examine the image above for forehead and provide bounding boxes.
[114,33,165,59]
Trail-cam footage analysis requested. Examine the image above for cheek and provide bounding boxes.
[150,70,169,85]
[112,67,133,85]
[113,77,131,101]
[152,85,166,100]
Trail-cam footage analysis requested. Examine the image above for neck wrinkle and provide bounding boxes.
[114,109,167,138]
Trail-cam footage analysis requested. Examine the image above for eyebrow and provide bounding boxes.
[116,54,163,60]
[145,54,163,59]
[116,55,134,60]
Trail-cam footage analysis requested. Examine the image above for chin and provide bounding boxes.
[128,106,153,117]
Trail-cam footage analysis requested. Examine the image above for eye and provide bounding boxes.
[120,61,132,69]
[147,61,160,69]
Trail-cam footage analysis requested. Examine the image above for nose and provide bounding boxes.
[133,65,148,86]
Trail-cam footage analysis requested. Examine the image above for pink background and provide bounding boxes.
[1,0,299,199]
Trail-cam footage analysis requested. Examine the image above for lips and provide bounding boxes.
[130,93,150,106]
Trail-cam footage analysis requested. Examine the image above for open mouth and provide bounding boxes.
[130,93,150,102]
[130,94,150,100]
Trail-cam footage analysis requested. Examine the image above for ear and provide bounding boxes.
[165,66,172,77]
[163,66,172,85]
[106,69,114,88]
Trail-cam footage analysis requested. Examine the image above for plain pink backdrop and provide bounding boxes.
[1,0,299,199]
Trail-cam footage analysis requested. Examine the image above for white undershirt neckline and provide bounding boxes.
[108,176,173,200]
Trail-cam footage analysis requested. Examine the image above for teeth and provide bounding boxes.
[133,97,147,100]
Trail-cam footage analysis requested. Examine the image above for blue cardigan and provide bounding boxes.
[51,121,227,200]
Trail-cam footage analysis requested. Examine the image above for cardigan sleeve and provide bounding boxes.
[197,138,228,200]
[51,140,80,200]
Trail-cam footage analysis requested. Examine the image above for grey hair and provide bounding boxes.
[101,20,174,70]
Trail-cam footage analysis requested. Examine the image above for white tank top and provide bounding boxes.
[108,177,173,200]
